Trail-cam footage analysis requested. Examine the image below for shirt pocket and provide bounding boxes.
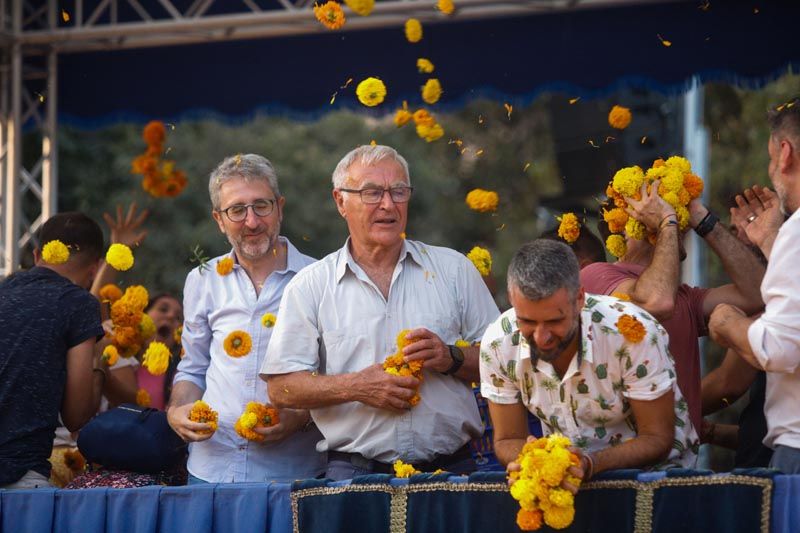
[321,327,377,375]
[417,313,460,344]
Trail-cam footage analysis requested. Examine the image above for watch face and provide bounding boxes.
[450,345,465,362]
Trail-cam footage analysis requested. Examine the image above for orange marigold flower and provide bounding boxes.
[683,173,704,199]
[188,400,219,433]
[136,388,151,407]
[516,508,543,531]
[113,326,140,349]
[616,314,646,343]
[465,188,499,213]
[216,257,234,276]
[608,105,632,130]
[234,402,280,441]
[396,329,414,350]
[416,122,444,142]
[111,299,143,328]
[102,345,120,366]
[142,120,166,146]
[611,291,631,301]
[63,449,86,473]
[436,0,455,15]
[99,283,123,303]
[395,101,412,127]
[224,330,252,357]
[404,18,422,43]
[412,109,435,127]
[603,208,628,234]
[344,0,373,16]
[421,78,442,105]
[314,1,345,30]
[557,213,580,244]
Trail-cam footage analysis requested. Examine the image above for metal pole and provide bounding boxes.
[3,0,21,274]
[41,0,57,220]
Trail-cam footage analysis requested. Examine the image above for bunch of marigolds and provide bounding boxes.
[107,285,152,359]
[604,156,704,258]
[131,120,188,198]
[383,329,423,405]
[509,434,582,531]
[234,402,280,441]
[188,400,219,434]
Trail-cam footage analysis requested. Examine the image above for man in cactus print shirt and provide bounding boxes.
[480,240,698,483]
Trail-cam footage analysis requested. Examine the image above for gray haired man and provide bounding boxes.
[167,154,324,483]
[480,239,697,492]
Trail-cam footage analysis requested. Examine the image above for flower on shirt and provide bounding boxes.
[465,188,499,212]
[143,341,171,375]
[466,246,492,276]
[261,312,277,328]
[509,433,581,531]
[136,388,151,407]
[234,402,280,441]
[102,345,119,366]
[99,283,123,303]
[216,257,234,276]
[616,314,646,344]
[393,460,421,477]
[556,213,580,244]
[63,449,86,473]
[42,240,70,264]
[188,400,219,433]
[224,330,252,357]
[608,105,632,130]
[106,243,134,271]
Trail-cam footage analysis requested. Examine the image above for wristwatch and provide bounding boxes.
[445,344,465,375]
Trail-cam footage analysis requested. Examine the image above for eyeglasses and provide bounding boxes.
[217,200,276,222]
[338,186,414,204]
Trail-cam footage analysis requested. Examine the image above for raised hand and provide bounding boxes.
[625,180,676,233]
[103,202,148,248]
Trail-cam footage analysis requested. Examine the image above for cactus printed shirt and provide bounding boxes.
[479,293,698,468]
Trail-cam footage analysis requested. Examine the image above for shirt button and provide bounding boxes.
[239,445,247,451]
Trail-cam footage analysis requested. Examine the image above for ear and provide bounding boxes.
[779,138,795,173]
[575,286,586,310]
[276,196,286,224]
[212,209,226,234]
[332,189,347,218]
[33,247,41,265]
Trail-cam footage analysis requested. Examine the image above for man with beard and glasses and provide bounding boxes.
[709,97,800,473]
[167,154,324,483]
[261,144,499,480]
[480,240,698,488]
[581,177,766,435]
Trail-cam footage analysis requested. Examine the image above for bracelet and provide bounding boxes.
[660,213,678,226]
[694,210,719,238]
[659,219,679,233]
[92,367,106,386]
[582,453,595,481]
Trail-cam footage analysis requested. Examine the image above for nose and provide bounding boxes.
[378,189,396,209]
[533,326,553,349]
[243,206,261,227]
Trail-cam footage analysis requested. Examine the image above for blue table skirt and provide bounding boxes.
[2,472,799,532]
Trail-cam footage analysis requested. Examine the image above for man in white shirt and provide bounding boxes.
[709,97,800,473]
[481,239,697,486]
[260,145,499,480]
[167,154,324,483]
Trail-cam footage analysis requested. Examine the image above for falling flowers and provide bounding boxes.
[417,58,435,73]
[106,243,134,271]
[465,188,499,213]
[466,246,492,276]
[421,78,442,105]
[142,341,171,375]
[344,0,373,16]
[356,77,387,107]
[136,388,151,407]
[608,105,632,130]
[314,1,345,29]
[557,213,580,244]
[405,18,422,42]
[131,120,188,198]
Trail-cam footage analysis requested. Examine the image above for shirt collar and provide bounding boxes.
[335,237,416,283]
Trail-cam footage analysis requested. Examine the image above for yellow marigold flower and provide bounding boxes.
[313,1,345,30]
[543,504,575,530]
[611,291,631,301]
[344,0,373,16]
[665,155,691,175]
[616,314,646,343]
[662,190,681,209]
[102,345,120,366]
[216,257,234,276]
[394,101,412,127]
[676,205,690,231]
[404,18,422,43]
[188,400,219,433]
[466,246,492,276]
[143,341,171,375]
[123,285,149,311]
[42,240,70,265]
[606,234,627,258]
[557,213,581,244]
[683,173,704,199]
[660,167,685,194]
[510,478,536,505]
[421,78,442,105]
[224,330,252,357]
[136,388,151,407]
[455,339,471,348]
[412,109,435,127]
[393,460,420,478]
[139,313,156,340]
[436,0,455,15]
[106,243,134,271]
[174,324,183,345]
[608,104,632,130]
[99,283,123,303]
[416,122,444,142]
[611,166,645,198]
[261,312,277,328]
[234,402,280,441]
[603,208,628,234]
[111,300,143,328]
[465,188,499,213]
[396,329,414,350]
[625,217,647,240]
[356,77,387,107]
[548,488,574,508]
[516,508,543,531]
[417,58,435,73]
[63,449,86,473]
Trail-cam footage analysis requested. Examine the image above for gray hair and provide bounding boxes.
[507,239,581,300]
[208,154,281,210]
[331,145,411,188]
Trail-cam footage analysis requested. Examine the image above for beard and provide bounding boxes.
[228,231,275,261]
[528,317,581,363]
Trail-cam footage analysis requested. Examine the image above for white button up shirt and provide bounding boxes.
[480,295,698,468]
[175,237,325,482]
[748,209,800,450]
[260,239,500,463]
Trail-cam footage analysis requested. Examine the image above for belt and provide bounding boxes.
[328,444,474,475]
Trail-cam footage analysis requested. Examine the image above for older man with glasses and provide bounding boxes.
[167,153,325,484]
[260,144,499,480]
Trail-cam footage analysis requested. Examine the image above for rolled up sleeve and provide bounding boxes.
[174,268,211,391]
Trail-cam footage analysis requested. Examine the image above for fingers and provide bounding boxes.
[102,212,115,227]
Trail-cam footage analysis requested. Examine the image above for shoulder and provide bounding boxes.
[286,248,340,289]
[483,308,519,344]
[585,293,660,331]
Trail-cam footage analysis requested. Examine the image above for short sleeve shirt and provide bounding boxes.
[0,267,103,484]
[479,294,698,468]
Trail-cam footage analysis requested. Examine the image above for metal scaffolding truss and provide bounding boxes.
[0,0,668,276]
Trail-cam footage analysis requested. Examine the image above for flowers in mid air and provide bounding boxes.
[557,213,580,244]
[608,105,632,130]
[314,1,345,29]
[466,246,492,276]
[356,77,387,107]
[465,188,499,213]
[106,243,134,271]
[405,18,422,42]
